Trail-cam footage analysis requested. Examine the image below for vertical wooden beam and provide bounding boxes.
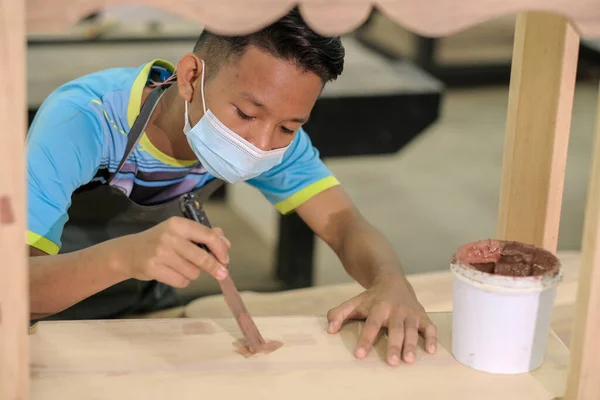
[497,12,580,252]
[0,0,29,399]
[563,84,600,400]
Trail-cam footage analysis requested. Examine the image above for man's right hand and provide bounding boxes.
[109,216,231,288]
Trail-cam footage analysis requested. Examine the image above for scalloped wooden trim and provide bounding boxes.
[376,0,600,38]
[26,0,600,37]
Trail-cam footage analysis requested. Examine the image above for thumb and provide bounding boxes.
[326,294,363,334]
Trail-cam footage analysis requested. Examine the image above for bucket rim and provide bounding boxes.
[450,261,563,293]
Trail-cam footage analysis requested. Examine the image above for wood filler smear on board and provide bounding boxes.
[179,194,283,356]
[182,321,215,335]
[219,277,284,356]
[234,338,284,358]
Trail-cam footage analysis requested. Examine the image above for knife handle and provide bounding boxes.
[180,193,213,253]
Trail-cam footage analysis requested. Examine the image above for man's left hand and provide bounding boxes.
[326,274,437,366]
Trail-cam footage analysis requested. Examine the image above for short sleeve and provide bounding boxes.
[26,97,103,254]
[246,127,340,214]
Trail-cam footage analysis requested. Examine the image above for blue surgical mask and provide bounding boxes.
[183,60,289,184]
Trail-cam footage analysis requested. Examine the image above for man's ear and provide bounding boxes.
[176,53,203,103]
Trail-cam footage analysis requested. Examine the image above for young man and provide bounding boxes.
[27,9,436,366]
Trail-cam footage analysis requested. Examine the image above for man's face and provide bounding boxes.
[180,46,323,151]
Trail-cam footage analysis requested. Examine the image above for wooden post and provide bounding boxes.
[497,12,580,252]
[563,84,600,400]
[0,0,29,399]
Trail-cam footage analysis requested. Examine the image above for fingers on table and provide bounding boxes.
[355,304,387,359]
[326,295,362,334]
[401,315,420,363]
[419,315,438,354]
[386,312,419,365]
[386,311,406,366]
[387,310,439,366]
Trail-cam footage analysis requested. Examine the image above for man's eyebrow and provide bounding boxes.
[239,91,309,124]
[291,115,309,124]
[239,91,265,108]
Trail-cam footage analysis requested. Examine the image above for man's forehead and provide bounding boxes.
[226,50,320,89]
[210,46,322,119]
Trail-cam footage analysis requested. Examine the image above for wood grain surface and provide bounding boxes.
[185,252,580,316]
[564,85,600,400]
[0,0,29,399]
[496,12,579,253]
[31,313,569,399]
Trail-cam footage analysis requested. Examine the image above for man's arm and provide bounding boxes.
[28,218,232,319]
[25,98,134,318]
[28,244,128,319]
[246,128,435,366]
[295,185,407,288]
[295,185,437,366]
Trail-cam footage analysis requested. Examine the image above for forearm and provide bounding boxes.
[336,211,407,289]
[29,240,128,319]
[296,186,410,290]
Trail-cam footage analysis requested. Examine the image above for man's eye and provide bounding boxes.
[280,126,294,135]
[236,108,253,120]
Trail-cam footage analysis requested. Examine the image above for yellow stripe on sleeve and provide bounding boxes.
[27,230,60,255]
[275,176,340,215]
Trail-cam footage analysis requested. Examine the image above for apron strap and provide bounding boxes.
[108,85,171,183]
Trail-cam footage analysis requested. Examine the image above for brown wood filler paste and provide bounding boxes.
[452,239,560,277]
[234,339,284,358]
[232,313,283,357]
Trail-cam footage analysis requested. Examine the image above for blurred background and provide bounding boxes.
[27,6,600,307]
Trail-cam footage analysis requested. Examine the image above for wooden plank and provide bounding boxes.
[30,313,569,399]
[184,252,580,360]
[189,300,578,350]
[185,251,581,319]
[24,0,600,37]
[497,12,580,253]
[0,0,29,399]
[564,84,600,400]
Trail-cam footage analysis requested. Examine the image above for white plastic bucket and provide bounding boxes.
[450,240,562,374]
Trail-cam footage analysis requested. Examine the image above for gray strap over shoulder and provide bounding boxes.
[108,86,169,183]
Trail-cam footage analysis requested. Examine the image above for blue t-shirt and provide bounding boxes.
[26,59,339,255]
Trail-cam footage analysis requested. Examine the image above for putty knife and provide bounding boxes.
[180,192,265,353]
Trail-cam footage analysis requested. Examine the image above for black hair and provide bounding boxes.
[193,8,344,84]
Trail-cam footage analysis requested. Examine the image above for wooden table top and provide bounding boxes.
[29,251,581,399]
[185,251,581,346]
[31,313,569,399]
